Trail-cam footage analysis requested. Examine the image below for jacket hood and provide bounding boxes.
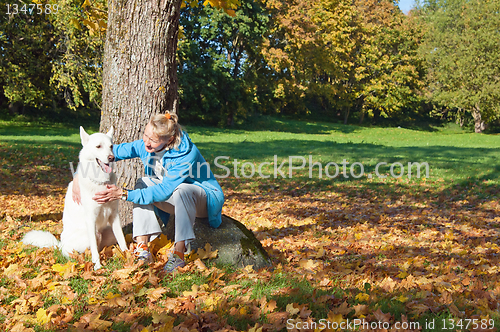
[162,131,192,159]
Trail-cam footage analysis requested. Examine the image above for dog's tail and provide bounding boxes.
[22,230,60,249]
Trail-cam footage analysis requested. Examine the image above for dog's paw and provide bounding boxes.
[93,262,103,270]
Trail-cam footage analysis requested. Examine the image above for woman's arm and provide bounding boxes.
[113,140,144,162]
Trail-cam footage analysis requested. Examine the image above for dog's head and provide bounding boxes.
[79,126,115,174]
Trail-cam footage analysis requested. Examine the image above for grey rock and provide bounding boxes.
[164,214,273,270]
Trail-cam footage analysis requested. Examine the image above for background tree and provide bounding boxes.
[261,0,425,123]
[354,0,426,124]
[178,0,269,126]
[0,0,55,114]
[50,0,107,111]
[0,0,106,119]
[418,0,500,133]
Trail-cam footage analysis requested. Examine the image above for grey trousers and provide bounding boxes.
[132,177,208,245]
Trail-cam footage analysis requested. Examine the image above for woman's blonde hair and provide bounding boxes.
[149,112,183,150]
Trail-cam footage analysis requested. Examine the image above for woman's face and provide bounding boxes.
[143,123,168,153]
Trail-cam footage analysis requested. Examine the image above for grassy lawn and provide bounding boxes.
[0,116,499,331]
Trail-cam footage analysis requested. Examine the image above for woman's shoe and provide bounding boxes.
[134,242,153,264]
[163,252,185,273]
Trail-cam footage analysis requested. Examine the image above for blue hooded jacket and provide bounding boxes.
[113,132,224,228]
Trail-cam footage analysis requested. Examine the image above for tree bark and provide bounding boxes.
[359,109,365,124]
[343,106,350,124]
[101,0,182,225]
[472,104,485,133]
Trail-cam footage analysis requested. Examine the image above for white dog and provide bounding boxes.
[22,127,128,270]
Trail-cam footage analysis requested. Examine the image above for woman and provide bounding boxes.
[73,112,224,273]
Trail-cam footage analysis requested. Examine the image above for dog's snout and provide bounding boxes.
[108,155,115,162]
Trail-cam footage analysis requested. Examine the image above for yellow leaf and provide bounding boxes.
[70,18,81,29]
[248,323,263,332]
[97,19,107,30]
[82,19,99,33]
[183,284,199,297]
[155,235,174,257]
[105,292,120,300]
[148,287,167,302]
[186,251,199,262]
[36,308,51,326]
[151,233,172,248]
[264,299,277,313]
[197,243,218,260]
[156,318,174,332]
[87,297,100,305]
[112,267,135,280]
[242,264,254,272]
[88,316,113,330]
[112,245,126,261]
[52,262,77,278]
[286,303,300,316]
[191,258,206,271]
[355,293,370,302]
[136,287,148,297]
[10,321,35,332]
[51,264,66,273]
[204,294,221,310]
[61,296,72,305]
[3,263,19,277]
[314,247,325,258]
[395,294,409,303]
[152,311,174,324]
[298,259,319,270]
[407,303,429,316]
[327,312,346,329]
[353,304,368,317]
[46,281,60,291]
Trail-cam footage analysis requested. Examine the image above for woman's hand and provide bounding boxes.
[72,174,82,205]
[93,184,123,204]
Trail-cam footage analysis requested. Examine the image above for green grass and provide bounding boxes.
[163,270,211,297]
[181,115,500,205]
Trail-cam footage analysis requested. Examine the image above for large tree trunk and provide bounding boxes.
[100,0,182,225]
[472,105,485,133]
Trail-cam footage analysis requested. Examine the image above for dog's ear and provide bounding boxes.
[106,126,114,139]
[80,126,90,146]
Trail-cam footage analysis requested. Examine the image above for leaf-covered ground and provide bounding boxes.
[1,120,500,331]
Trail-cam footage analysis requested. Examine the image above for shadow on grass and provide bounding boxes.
[0,139,79,197]
[186,116,363,136]
[196,139,500,181]
[2,133,500,198]
[220,159,500,229]
[0,123,82,138]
